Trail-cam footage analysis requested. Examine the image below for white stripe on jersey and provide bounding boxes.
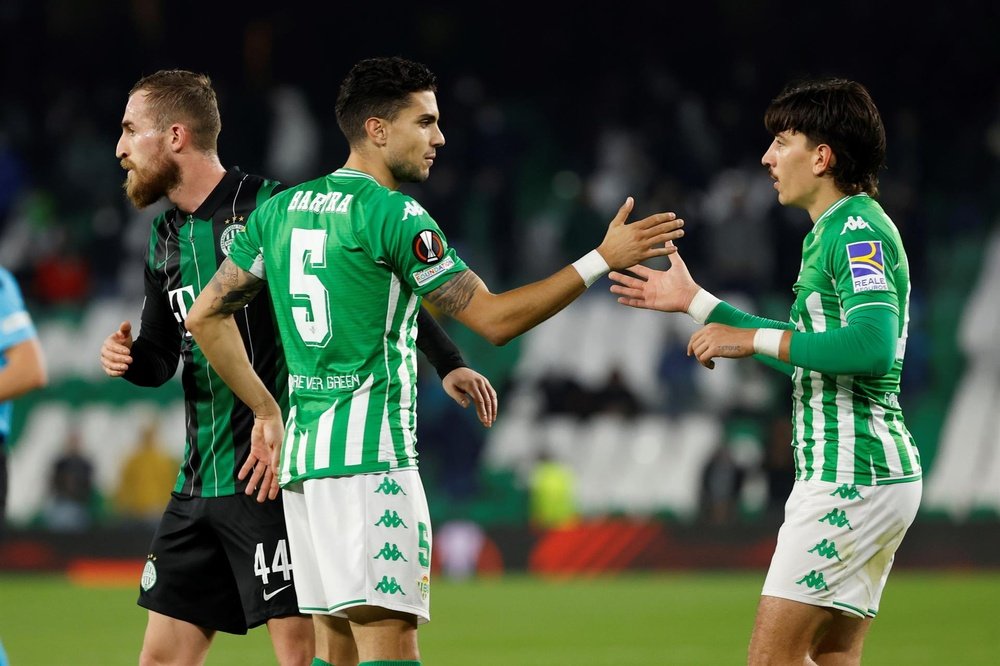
[871,404,903,479]
[395,293,420,461]
[378,405,396,466]
[280,406,297,486]
[296,427,309,479]
[314,402,336,470]
[345,375,374,467]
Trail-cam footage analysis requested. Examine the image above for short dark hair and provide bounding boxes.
[764,77,886,198]
[129,69,221,153]
[335,56,438,145]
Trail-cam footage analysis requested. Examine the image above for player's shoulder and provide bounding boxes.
[820,194,895,242]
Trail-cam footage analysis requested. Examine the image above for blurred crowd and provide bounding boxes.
[2,1,999,525]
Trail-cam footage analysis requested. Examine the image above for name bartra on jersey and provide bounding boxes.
[287,190,354,214]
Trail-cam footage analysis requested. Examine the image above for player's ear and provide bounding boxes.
[814,143,836,176]
[167,123,188,153]
[365,117,388,146]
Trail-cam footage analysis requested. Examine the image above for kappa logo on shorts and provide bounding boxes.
[374,510,408,528]
[795,570,830,591]
[375,478,407,495]
[807,539,843,561]
[374,542,408,562]
[262,584,292,601]
[830,484,864,500]
[140,557,157,591]
[374,575,406,595]
[818,508,854,530]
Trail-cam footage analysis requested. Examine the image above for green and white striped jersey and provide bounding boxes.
[228,168,467,485]
[789,193,921,486]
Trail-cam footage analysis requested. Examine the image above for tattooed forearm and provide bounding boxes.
[208,258,265,314]
[425,270,482,317]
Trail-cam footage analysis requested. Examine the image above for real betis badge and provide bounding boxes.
[141,558,157,591]
[417,574,430,601]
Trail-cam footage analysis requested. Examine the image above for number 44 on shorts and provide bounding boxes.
[254,539,293,585]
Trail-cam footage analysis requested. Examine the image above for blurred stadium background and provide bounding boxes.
[2,1,1000,663]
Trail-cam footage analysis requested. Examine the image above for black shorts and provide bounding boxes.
[137,491,302,634]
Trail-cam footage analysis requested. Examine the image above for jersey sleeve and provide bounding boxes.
[826,221,899,318]
[363,193,467,295]
[0,269,36,351]
[123,261,181,387]
[228,206,268,280]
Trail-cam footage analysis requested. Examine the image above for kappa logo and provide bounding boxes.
[402,200,426,220]
[840,216,870,234]
[262,584,292,601]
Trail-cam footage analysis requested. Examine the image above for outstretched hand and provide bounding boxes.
[442,367,498,428]
[239,414,283,502]
[608,245,700,313]
[595,197,685,270]
[100,320,134,377]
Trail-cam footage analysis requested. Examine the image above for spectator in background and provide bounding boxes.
[0,265,46,666]
[40,427,98,532]
[113,419,177,526]
[529,450,578,530]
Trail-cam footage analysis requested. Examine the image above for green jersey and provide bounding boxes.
[788,194,921,485]
[128,170,289,497]
[228,168,467,485]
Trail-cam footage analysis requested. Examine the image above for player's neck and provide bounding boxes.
[169,155,227,214]
[806,183,848,224]
[343,153,398,190]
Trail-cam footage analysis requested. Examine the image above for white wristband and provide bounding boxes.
[687,288,721,324]
[571,249,610,288]
[753,328,785,359]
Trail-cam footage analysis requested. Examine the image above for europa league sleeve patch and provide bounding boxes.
[412,229,445,264]
[846,240,888,293]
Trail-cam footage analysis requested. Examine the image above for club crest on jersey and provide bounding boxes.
[846,240,887,292]
[413,230,444,264]
[220,224,245,256]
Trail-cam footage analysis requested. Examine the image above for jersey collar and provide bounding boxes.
[814,193,869,229]
[334,167,380,184]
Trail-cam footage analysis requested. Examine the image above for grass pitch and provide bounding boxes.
[1,571,997,665]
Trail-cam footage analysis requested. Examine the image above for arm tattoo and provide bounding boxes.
[207,258,265,315]
[425,270,481,317]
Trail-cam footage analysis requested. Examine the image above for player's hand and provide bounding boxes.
[442,367,498,428]
[687,323,756,369]
[595,197,684,270]
[609,244,701,313]
[239,414,284,502]
[100,320,134,377]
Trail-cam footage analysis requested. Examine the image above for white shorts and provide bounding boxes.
[282,469,432,623]
[761,479,921,618]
